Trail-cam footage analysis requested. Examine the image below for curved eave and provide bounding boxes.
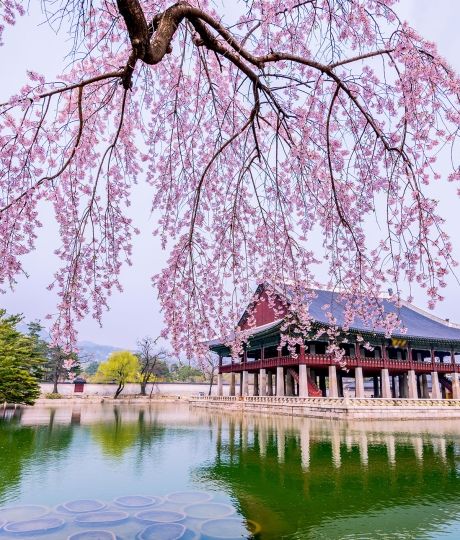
[209,320,284,356]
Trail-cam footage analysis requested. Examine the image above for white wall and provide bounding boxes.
[40,382,242,397]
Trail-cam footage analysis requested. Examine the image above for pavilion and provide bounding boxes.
[209,283,460,399]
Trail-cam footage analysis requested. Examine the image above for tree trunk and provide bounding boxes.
[53,376,58,394]
[114,382,124,399]
[140,380,147,396]
[208,370,215,396]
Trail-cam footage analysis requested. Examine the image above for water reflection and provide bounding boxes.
[0,408,73,506]
[2,404,460,539]
[91,407,165,459]
[195,410,460,539]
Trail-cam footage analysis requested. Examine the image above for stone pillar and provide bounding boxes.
[253,372,259,396]
[217,374,223,396]
[407,370,418,399]
[319,373,327,396]
[381,368,392,398]
[285,370,294,396]
[421,374,429,398]
[431,371,442,399]
[267,371,273,396]
[230,373,236,396]
[242,370,249,396]
[399,373,408,398]
[355,367,365,398]
[276,366,285,396]
[260,369,267,396]
[403,373,409,397]
[299,364,308,397]
[328,365,339,398]
[452,372,460,399]
[338,372,344,397]
[391,375,397,398]
[373,376,380,398]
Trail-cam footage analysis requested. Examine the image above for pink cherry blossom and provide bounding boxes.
[0,0,459,361]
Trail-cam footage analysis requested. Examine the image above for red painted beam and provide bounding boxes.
[219,354,460,374]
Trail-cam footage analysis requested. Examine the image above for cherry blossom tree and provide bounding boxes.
[1,0,459,358]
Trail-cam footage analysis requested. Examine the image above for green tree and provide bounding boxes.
[151,360,171,381]
[43,346,81,394]
[27,321,48,359]
[27,321,81,393]
[95,351,139,398]
[0,311,46,405]
[170,363,203,383]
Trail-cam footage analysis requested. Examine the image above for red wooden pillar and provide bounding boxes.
[300,344,305,362]
[355,342,361,358]
[430,347,435,365]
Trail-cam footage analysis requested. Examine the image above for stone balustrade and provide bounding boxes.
[193,395,460,408]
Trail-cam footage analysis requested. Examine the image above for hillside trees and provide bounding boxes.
[1,1,460,357]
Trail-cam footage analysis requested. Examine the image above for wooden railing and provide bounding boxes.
[220,354,460,374]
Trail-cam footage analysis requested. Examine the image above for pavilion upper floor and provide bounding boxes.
[208,283,460,376]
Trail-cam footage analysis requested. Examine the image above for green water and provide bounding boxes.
[1,403,460,539]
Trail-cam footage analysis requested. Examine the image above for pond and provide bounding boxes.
[1,403,460,539]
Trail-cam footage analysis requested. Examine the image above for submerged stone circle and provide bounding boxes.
[0,493,258,539]
[3,516,66,535]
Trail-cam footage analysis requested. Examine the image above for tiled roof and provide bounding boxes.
[292,288,460,342]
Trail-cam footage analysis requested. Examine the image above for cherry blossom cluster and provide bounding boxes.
[0,0,459,362]
[0,0,24,46]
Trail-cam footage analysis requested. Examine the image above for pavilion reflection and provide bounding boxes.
[198,410,460,539]
[204,410,460,469]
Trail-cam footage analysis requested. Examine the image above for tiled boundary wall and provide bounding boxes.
[190,395,460,419]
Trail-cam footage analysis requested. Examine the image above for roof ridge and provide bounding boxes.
[400,299,460,329]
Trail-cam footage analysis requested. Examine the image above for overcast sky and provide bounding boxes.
[1,1,460,349]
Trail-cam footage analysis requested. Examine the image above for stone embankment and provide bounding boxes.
[190,395,460,419]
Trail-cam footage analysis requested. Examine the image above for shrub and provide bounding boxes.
[44,392,62,399]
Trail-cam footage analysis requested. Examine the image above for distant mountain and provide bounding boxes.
[77,341,122,364]
[16,321,122,364]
